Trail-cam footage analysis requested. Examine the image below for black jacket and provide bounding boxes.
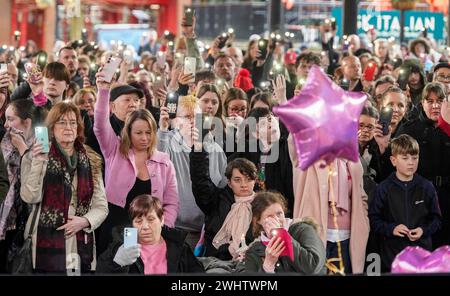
[96,226,204,274]
[190,150,254,261]
[369,173,441,270]
[245,222,326,274]
[397,110,450,188]
[228,128,294,216]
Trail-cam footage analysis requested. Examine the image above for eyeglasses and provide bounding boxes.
[55,120,78,128]
[358,123,375,131]
[436,75,450,82]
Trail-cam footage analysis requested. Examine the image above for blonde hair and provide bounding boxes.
[177,95,198,115]
[72,87,96,106]
[119,109,157,159]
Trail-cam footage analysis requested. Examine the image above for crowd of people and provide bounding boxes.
[0,13,449,275]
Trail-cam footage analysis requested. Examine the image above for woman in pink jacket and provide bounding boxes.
[93,70,179,255]
[288,135,369,274]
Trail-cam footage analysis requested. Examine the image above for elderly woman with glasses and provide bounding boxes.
[20,101,108,273]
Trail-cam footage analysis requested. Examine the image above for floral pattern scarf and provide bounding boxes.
[35,139,94,272]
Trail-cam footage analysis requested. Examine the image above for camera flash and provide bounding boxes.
[164,30,170,36]
[228,28,234,34]
[139,64,144,69]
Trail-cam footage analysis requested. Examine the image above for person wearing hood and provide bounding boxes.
[397,59,426,121]
[229,107,294,216]
[397,82,450,248]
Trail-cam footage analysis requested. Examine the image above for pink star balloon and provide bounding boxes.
[391,246,450,273]
[273,65,367,170]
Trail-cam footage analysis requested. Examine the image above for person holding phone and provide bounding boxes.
[20,101,108,273]
[245,192,326,274]
[0,100,46,272]
[93,70,179,256]
[157,92,227,250]
[397,83,450,249]
[181,8,204,73]
[369,135,441,272]
[97,195,203,274]
[230,107,294,215]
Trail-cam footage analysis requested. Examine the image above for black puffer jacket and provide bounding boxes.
[96,226,204,274]
[190,150,254,261]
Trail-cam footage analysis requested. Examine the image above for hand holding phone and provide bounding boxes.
[379,107,393,135]
[24,63,42,84]
[124,227,138,248]
[103,56,122,83]
[195,113,213,141]
[257,39,269,60]
[183,57,196,83]
[217,33,229,49]
[184,8,195,27]
[156,51,166,69]
[364,62,378,81]
[269,228,294,261]
[34,126,50,154]
[165,92,179,119]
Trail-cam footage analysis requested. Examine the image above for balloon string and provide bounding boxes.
[325,165,346,276]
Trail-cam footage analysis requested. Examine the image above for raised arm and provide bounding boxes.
[93,71,119,159]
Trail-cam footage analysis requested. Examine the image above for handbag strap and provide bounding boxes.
[27,204,40,239]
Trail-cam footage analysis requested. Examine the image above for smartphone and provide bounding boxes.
[36,51,48,71]
[35,126,49,153]
[0,63,7,72]
[217,33,229,49]
[123,227,138,248]
[379,107,393,135]
[195,113,213,141]
[24,63,41,84]
[364,62,378,82]
[257,39,269,60]
[184,57,196,83]
[165,92,179,119]
[331,18,337,31]
[270,228,294,260]
[184,8,195,26]
[156,51,166,69]
[397,70,408,91]
[340,78,350,91]
[103,56,122,83]
[153,74,166,92]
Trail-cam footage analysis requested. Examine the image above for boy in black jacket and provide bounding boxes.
[369,134,441,272]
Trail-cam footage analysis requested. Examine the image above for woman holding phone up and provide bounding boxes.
[97,195,203,274]
[245,192,326,274]
[93,69,179,255]
[20,101,108,273]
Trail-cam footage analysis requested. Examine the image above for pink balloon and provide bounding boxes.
[273,65,367,170]
[391,246,450,273]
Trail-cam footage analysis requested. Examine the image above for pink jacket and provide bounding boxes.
[93,89,179,227]
[288,135,369,274]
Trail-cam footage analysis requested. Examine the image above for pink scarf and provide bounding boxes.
[329,159,351,213]
[213,193,255,258]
